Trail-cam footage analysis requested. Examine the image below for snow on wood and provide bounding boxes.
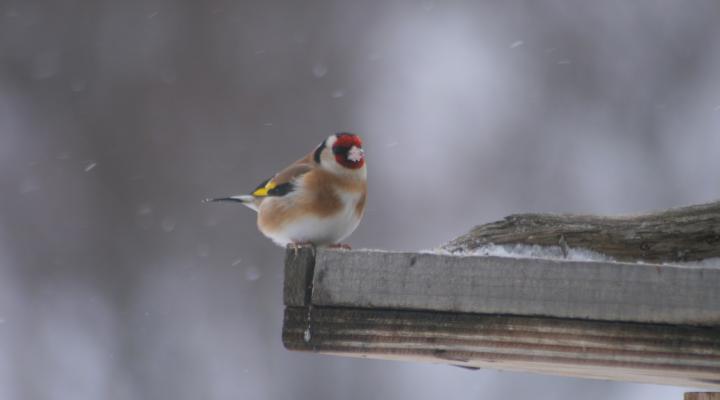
[444,200,720,263]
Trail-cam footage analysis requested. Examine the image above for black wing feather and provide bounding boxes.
[267,182,294,196]
[251,177,295,197]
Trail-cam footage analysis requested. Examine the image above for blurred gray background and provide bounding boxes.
[1,0,719,399]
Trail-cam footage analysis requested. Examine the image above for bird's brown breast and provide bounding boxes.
[257,168,366,233]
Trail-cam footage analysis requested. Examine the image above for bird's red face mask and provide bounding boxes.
[332,134,365,169]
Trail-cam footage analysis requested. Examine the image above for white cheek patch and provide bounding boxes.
[347,146,363,162]
[326,135,337,148]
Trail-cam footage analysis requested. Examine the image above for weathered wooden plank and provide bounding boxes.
[444,200,720,263]
[283,306,720,389]
[685,393,720,400]
[308,249,720,326]
[281,201,720,385]
[283,247,315,307]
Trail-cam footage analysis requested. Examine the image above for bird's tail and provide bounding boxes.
[203,195,259,211]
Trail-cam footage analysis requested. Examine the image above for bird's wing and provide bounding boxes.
[251,153,315,198]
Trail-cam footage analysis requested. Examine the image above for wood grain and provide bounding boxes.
[283,247,316,307]
[443,201,720,263]
[685,393,720,400]
[283,306,720,389]
[309,249,720,326]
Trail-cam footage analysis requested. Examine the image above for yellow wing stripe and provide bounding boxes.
[252,180,277,197]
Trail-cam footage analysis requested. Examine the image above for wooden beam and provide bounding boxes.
[685,393,720,400]
[444,200,720,263]
[308,249,720,326]
[284,306,720,389]
[282,246,720,388]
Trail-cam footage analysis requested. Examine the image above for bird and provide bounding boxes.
[205,133,367,249]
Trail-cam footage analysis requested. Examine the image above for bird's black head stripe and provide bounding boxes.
[313,141,325,164]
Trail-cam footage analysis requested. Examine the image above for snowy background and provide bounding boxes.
[2,1,720,399]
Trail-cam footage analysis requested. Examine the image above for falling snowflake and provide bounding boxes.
[161,217,176,232]
[312,63,328,78]
[244,265,261,281]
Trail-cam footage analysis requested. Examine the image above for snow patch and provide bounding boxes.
[433,243,613,262]
[433,245,720,268]
[666,257,720,269]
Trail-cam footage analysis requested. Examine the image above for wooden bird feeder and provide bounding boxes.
[281,201,720,396]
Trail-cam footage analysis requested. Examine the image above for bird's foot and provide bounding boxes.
[328,243,352,250]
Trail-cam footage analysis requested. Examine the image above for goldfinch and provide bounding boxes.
[206,133,367,248]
